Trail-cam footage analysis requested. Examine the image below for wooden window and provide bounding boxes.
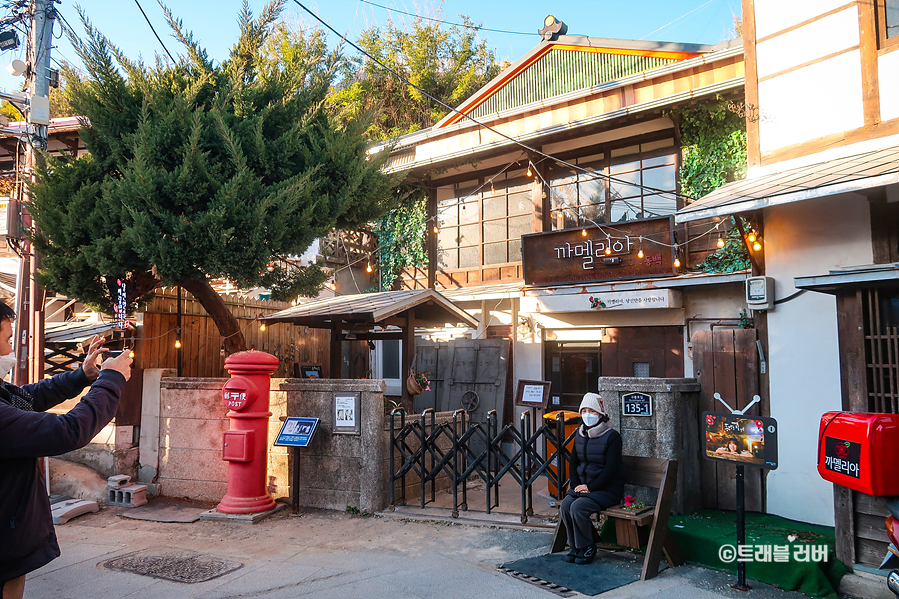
[863,288,899,413]
[549,141,678,230]
[877,0,899,49]
[435,170,535,270]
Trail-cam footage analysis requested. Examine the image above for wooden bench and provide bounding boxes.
[550,456,685,581]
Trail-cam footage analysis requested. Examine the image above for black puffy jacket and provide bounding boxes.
[0,368,125,583]
[568,426,625,508]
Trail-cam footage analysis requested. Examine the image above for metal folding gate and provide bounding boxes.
[389,409,576,523]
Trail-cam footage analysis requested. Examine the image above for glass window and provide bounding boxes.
[483,242,507,265]
[884,0,899,41]
[459,246,479,268]
[482,194,506,219]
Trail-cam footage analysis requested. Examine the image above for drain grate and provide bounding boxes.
[497,566,576,597]
[103,551,243,584]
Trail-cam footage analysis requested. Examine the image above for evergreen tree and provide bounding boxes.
[30,0,402,354]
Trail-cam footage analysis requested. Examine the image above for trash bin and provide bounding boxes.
[544,410,581,497]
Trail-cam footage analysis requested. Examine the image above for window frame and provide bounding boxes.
[877,0,899,51]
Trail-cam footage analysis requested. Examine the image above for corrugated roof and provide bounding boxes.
[44,320,117,344]
[677,144,899,223]
[263,288,479,329]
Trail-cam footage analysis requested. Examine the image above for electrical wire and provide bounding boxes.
[639,0,721,41]
[132,0,176,63]
[358,0,537,37]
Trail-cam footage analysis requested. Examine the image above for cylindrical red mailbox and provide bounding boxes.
[817,411,899,496]
[217,350,280,514]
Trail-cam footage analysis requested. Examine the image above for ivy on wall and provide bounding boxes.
[671,98,747,201]
[373,198,428,291]
[670,98,751,274]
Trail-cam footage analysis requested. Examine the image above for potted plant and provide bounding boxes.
[407,369,431,395]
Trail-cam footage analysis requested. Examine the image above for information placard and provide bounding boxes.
[514,380,551,408]
[274,417,319,447]
[621,392,652,417]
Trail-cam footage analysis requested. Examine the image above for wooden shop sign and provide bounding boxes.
[521,216,675,286]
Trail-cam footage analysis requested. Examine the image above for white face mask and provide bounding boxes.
[582,412,600,427]
[0,352,17,381]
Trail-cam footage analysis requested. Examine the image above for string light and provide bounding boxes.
[259,322,266,332]
[581,228,587,237]
[717,235,725,249]
[330,281,337,291]
[637,247,644,259]
[366,261,373,273]
[174,339,182,349]
[747,232,757,243]
[433,225,439,234]
[673,256,681,268]
[526,164,533,177]
[605,246,612,256]
[753,240,762,252]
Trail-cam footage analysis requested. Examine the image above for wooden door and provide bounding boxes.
[692,328,764,511]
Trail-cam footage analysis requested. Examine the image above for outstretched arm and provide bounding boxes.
[21,335,109,412]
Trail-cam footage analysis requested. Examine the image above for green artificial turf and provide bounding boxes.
[666,510,847,599]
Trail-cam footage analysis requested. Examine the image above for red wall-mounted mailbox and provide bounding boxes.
[817,411,899,496]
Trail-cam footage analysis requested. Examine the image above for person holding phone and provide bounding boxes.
[0,301,132,599]
[559,393,624,565]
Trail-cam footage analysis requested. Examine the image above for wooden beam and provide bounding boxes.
[401,310,415,405]
[734,216,763,274]
[340,332,404,341]
[329,323,342,379]
[427,183,437,289]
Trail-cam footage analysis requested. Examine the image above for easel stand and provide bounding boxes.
[292,446,301,514]
[714,392,760,592]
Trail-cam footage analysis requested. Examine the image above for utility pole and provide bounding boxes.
[14,0,53,384]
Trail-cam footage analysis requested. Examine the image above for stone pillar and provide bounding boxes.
[599,377,701,514]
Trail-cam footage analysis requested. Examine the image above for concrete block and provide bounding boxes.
[106,483,148,507]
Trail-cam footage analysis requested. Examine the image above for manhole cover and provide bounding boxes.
[103,551,243,583]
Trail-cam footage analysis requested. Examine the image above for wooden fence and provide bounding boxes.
[135,288,331,378]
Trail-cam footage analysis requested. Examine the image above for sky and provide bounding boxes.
[0,0,741,94]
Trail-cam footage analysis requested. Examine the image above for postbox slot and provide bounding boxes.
[222,430,254,462]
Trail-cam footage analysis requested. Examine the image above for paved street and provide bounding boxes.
[24,504,822,599]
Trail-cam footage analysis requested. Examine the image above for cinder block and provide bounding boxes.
[106,483,148,507]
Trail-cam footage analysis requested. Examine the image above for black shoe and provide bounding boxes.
[574,545,596,565]
[563,548,578,563]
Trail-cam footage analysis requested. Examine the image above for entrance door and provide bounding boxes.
[692,328,764,511]
[545,341,601,411]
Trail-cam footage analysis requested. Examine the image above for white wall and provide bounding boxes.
[880,51,899,123]
[763,193,872,526]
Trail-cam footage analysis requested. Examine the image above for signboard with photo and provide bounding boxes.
[333,392,361,434]
[274,417,319,447]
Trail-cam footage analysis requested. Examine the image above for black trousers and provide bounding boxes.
[560,494,604,550]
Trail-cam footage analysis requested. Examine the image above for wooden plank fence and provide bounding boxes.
[135,288,331,378]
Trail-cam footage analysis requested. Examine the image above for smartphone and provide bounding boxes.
[106,350,134,359]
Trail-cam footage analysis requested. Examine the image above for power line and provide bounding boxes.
[358,0,536,37]
[640,0,720,41]
[132,0,175,63]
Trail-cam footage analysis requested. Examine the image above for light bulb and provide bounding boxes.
[259,323,266,332]
[127,351,135,359]
[753,241,762,251]
[433,225,439,234]
[174,339,182,349]
[461,204,467,216]
[330,282,336,291]
[605,246,612,255]
[674,257,681,268]
[638,248,644,259]
[366,262,373,273]
[748,232,757,243]
[581,229,587,237]
[717,236,725,249]
[527,166,533,177]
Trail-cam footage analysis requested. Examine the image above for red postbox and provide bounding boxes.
[217,350,280,514]
[817,411,899,496]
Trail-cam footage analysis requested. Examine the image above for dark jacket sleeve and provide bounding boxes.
[0,370,125,459]
[20,367,92,412]
[586,431,623,493]
[568,429,583,488]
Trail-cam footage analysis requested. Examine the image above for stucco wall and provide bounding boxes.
[763,193,872,525]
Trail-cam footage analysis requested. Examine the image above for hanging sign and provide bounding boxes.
[521,216,675,286]
[0,30,19,51]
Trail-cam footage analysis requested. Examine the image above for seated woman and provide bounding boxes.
[559,393,624,565]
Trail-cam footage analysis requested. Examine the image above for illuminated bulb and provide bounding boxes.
[366,262,373,273]
[638,248,644,259]
[673,257,681,268]
[433,225,439,234]
[259,323,267,332]
[526,165,533,177]
[127,351,135,359]
[753,241,762,251]
[747,232,757,243]
[461,204,467,217]
[174,339,182,349]
[330,282,336,291]
[717,236,725,249]
[605,246,612,255]
[581,229,587,237]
